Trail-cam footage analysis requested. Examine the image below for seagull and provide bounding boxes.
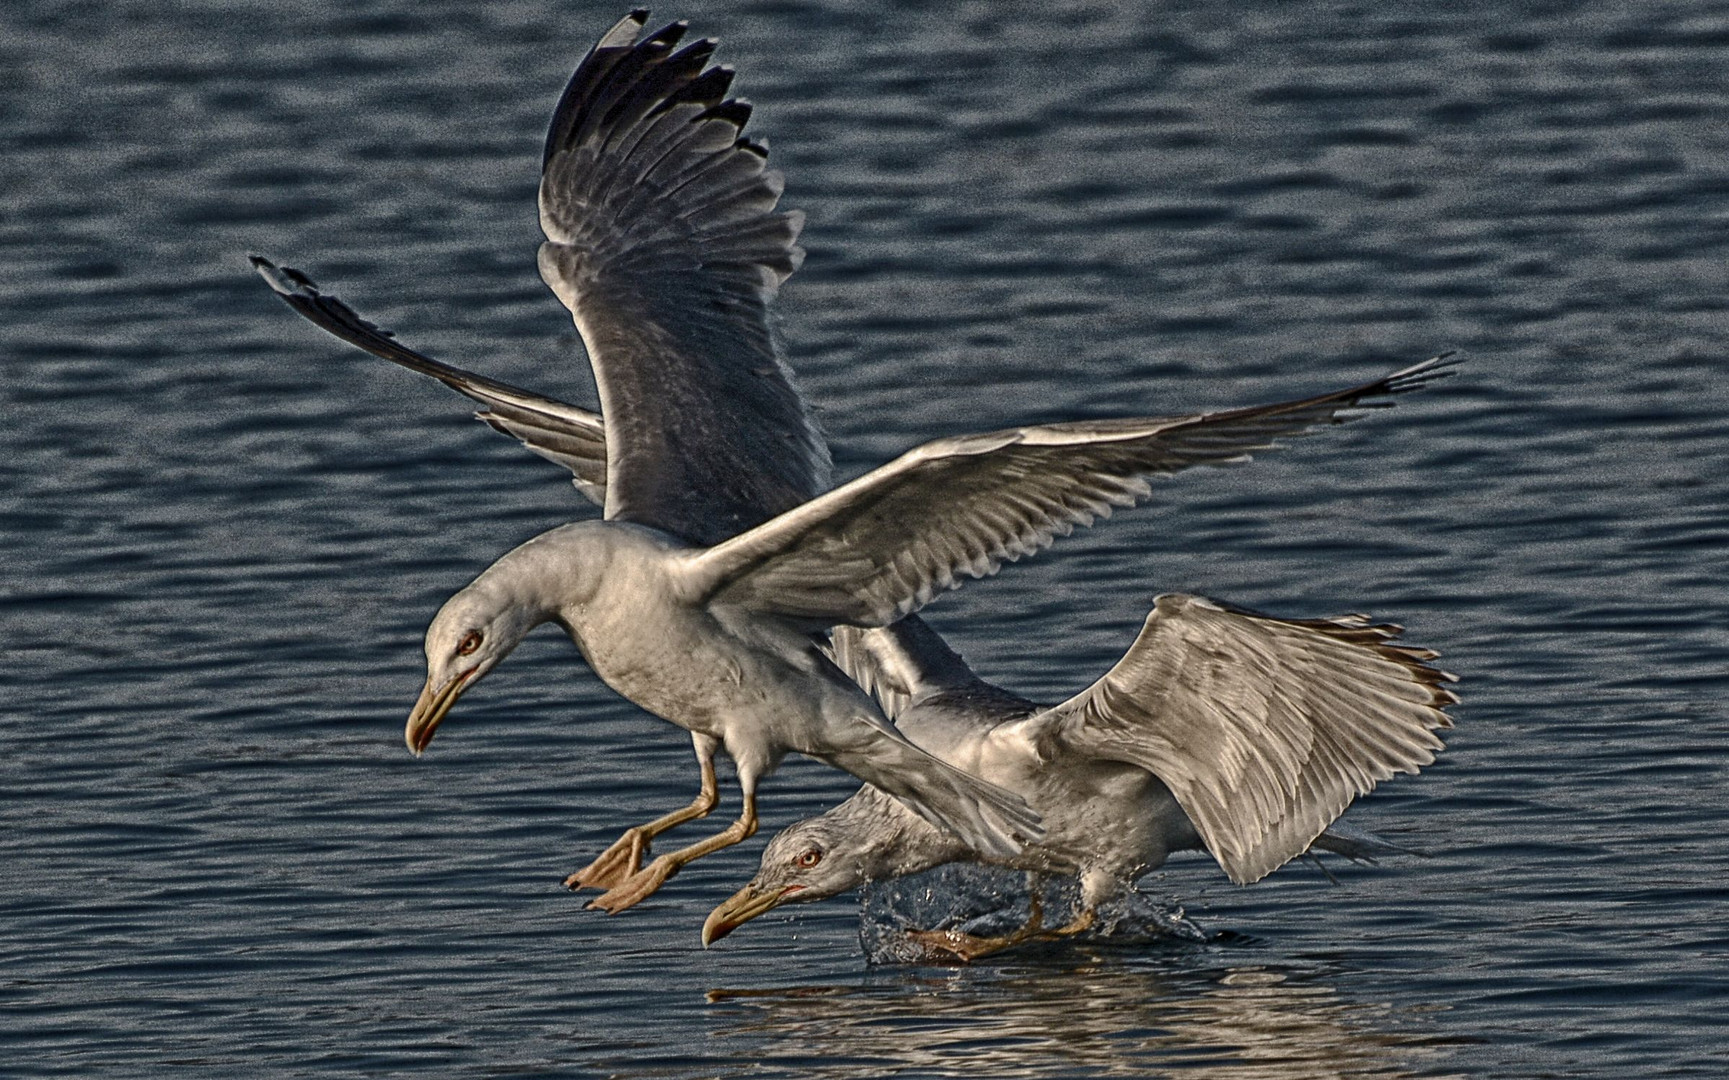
[254,9,1455,915]
[254,254,1454,927]
[702,602,1455,960]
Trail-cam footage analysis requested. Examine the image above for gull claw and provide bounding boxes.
[900,906,1096,962]
[565,828,649,891]
[586,855,678,914]
[903,928,998,963]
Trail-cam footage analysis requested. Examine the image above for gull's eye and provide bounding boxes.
[457,631,483,657]
[795,849,822,869]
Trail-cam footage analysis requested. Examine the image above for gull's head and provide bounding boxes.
[702,802,884,947]
[404,568,550,756]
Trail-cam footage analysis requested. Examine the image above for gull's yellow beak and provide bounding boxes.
[405,670,473,756]
[702,882,803,947]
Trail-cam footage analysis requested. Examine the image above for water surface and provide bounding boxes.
[4,1,1727,1076]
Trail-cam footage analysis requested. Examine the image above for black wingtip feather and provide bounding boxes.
[595,39,717,149]
[699,99,752,129]
[542,11,658,168]
[1383,351,1461,395]
[252,258,403,342]
[660,64,734,114]
[669,37,718,67]
[564,26,693,153]
[545,17,769,170]
[644,19,688,46]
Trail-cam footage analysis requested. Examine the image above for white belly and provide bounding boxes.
[558,530,868,778]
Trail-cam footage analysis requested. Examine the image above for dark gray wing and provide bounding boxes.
[538,11,829,546]
[829,616,1037,726]
[1014,594,1456,885]
[252,256,609,504]
[690,357,1456,625]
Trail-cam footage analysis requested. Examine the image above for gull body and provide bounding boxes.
[426,521,987,796]
[256,10,1455,914]
[412,514,1046,912]
[704,600,1455,957]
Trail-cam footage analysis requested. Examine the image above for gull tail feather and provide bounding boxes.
[1310,820,1427,863]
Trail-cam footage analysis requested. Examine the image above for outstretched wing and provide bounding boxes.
[689,357,1456,625]
[539,11,829,546]
[1017,594,1456,885]
[252,256,610,504]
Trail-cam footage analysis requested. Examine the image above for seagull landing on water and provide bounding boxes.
[254,9,1456,916]
[703,604,1455,960]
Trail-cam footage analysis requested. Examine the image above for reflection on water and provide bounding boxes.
[706,959,1464,1079]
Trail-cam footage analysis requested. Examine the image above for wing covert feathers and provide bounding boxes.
[696,356,1457,625]
[1032,594,1456,884]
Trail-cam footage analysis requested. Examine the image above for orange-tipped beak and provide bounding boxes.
[702,882,803,947]
[405,670,473,755]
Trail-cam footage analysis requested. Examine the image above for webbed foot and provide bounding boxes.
[586,854,678,914]
[564,827,649,891]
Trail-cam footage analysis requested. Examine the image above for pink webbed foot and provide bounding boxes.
[564,828,650,892]
[585,855,678,914]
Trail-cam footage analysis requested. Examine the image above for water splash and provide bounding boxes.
[858,864,1209,964]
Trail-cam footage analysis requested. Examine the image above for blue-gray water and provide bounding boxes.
[4,1,1727,1076]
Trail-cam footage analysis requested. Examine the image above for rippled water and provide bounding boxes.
[5,1,1727,1076]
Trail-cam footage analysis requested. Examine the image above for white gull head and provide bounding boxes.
[404,527,601,755]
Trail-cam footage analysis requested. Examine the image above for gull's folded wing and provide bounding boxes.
[815,706,1044,859]
[689,357,1456,625]
[252,257,610,504]
[828,616,1036,725]
[1015,594,1455,884]
[539,11,829,545]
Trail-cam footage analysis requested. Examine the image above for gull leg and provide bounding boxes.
[905,873,1050,962]
[1046,905,1097,939]
[565,735,719,892]
[908,878,1098,963]
[588,789,758,915]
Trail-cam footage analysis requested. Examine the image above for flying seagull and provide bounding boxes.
[703,604,1454,960]
[254,9,1454,914]
[254,255,1453,931]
